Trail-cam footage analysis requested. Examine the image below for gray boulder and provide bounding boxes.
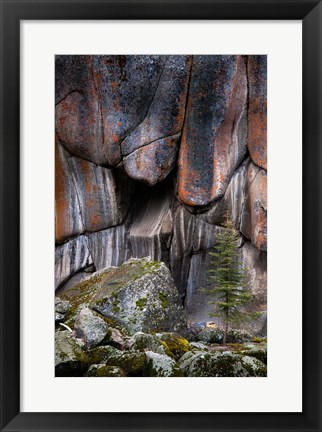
[197,327,224,344]
[74,307,108,350]
[55,331,89,376]
[179,350,267,377]
[145,351,184,377]
[60,257,187,335]
[92,258,187,335]
[55,297,71,314]
[127,332,161,352]
[104,351,146,376]
[103,327,125,350]
[85,364,126,377]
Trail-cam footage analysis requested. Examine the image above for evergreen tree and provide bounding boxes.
[205,218,255,345]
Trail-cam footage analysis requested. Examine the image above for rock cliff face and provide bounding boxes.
[55,55,267,324]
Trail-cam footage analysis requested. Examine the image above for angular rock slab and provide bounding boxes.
[123,132,180,186]
[74,307,108,350]
[55,235,93,289]
[91,258,187,335]
[67,153,131,233]
[178,55,248,206]
[247,55,267,170]
[240,162,267,251]
[55,56,103,164]
[55,141,84,243]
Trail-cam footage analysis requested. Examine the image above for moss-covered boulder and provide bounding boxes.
[145,351,184,377]
[178,350,267,377]
[55,331,89,376]
[60,257,187,335]
[197,327,253,344]
[104,351,146,376]
[55,297,71,314]
[127,332,161,352]
[237,343,267,364]
[156,332,191,360]
[55,297,71,323]
[227,329,253,343]
[85,365,126,377]
[197,327,224,344]
[87,345,121,364]
[190,342,211,351]
[74,307,108,350]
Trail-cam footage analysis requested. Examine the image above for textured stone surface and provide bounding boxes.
[55,55,267,329]
[93,55,166,166]
[60,258,187,335]
[55,297,71,314]
[123,133,180,186]
[240,240,267,309]
[85,364,126,377]
[67,154,131,233]
[247,55,267,170]
[74,307,108,350]
[192,218,220,252]
[121,56,191,156]
[55,56,103,164]
[178,350,267,377]
[170,206,195,296]
[55,235,93,289]
[145,351,184,377]
[156,332,191,360]
[129,186,173,263]
[240,162,267,251]
[55,142,84,243]
[177,55,248,206]
[201,159,248,228]
[104,350,146,376]
[127,332,162,353]
[104,327,126,350]
[91,258,187,335]
[87,225,131,271]
[55,331,89,376]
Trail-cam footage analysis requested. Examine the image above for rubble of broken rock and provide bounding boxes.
[55,257,267,377]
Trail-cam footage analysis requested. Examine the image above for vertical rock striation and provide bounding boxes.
[247,55,267,170]
[177,55,248,206]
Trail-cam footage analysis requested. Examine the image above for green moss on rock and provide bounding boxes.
[85,365,126,377]
[156,333,191,360]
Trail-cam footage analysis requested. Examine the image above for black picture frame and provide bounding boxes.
[0,0,321,431]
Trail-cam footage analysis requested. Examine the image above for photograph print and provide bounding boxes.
[55,55,267,377]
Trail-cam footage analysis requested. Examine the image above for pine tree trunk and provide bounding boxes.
[223,321,228,346]
[223,308,228,346]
